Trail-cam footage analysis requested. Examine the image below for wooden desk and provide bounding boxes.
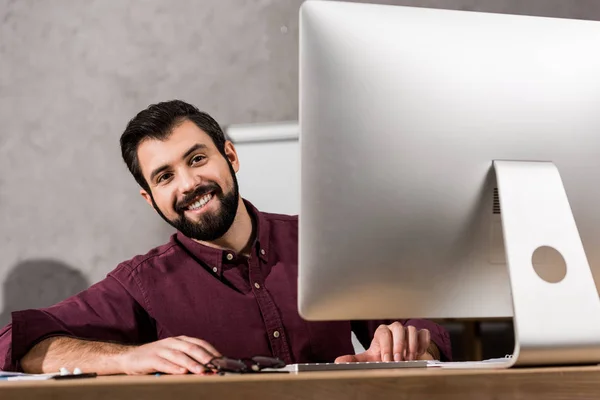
[2,366,600,400]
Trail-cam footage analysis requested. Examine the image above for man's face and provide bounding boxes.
[137,120,240,241]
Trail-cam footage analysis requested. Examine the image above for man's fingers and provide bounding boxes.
[389,322,406,361]
[335,350,375,363]
[335,354,358,363]
[153,356,188,375]
[417,329,431,356]
[158,348,206,374]
[167,337,216,365]
[375,324,393,362]
[406,326,418,360]
[177,336,222,358]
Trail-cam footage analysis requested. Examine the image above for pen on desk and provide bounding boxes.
[52,372,98,380]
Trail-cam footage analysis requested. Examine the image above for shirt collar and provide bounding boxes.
[246,199,270,263]
[174,198,270,266]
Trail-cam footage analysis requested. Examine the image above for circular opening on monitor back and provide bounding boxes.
[531,246,567,284]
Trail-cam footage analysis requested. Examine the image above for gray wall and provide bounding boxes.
[1,0,600,325]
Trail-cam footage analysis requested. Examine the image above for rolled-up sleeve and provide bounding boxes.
[351,319,452,361]
[0,265,155,371]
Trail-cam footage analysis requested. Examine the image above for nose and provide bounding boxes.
[177,168,199,195]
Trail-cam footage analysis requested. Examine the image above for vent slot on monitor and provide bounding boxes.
[493,188,501,214]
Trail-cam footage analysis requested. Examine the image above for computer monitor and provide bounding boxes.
[298,1,600,366]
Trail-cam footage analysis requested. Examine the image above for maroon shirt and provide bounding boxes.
[0,201,451,371]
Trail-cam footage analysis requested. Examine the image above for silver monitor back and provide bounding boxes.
[299,1,600,320]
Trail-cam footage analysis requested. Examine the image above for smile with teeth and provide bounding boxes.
[187,193,214,211]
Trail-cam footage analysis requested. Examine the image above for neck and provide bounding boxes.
[194,198,255,255]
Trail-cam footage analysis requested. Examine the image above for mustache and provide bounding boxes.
[174,183,221,213]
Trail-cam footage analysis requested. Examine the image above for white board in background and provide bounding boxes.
[225,122,300,216]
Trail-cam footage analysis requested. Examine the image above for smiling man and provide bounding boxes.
[0,100,451,374]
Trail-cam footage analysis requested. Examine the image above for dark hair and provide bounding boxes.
[120,100,227,192]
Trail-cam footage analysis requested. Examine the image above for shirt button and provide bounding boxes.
[260,249,266,256]
[273,331,280,338]
[226,253,234,261]
[212,267,218,273]
[254,282,260,289]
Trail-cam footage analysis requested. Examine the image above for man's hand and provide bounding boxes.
[117,336,221,375]
[335,322,435,363]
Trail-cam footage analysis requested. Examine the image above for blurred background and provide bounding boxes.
[2,0,600,361]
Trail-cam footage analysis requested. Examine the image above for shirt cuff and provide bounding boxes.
[10,309,75,371]
[428,328,452,361]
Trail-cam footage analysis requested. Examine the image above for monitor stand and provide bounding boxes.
[494,160,600,367]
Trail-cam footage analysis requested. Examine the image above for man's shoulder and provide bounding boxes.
[244,199,297,229]
[260,211,298,224]
[111,234,180,276]
[259,210,298,233]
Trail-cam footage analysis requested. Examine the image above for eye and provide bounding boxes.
[157,172,173,183]
[191,154,206,165]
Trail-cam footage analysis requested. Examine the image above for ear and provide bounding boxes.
[224,140,240,173]
[140,189,154,207]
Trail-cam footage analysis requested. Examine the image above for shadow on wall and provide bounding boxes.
[0,259,89,327]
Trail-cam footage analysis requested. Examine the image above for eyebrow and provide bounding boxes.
[149,143,208,183]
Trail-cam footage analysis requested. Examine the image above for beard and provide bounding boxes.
[151,162,240,241]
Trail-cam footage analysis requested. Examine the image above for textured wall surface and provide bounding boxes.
[1,0,600,329]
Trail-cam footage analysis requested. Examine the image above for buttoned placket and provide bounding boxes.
[248,247,293,363]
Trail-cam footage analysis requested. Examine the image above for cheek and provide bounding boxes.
[206,163,233,190]
[216,174,234,194]
[153,190,177,214]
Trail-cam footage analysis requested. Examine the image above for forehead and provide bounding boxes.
[137,120,215,178]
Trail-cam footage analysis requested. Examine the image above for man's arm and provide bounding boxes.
[0,265,155,372]
[21,337,128,374]
[0,263,223,375]
[2,262,224,375]
[21,335,221,375]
